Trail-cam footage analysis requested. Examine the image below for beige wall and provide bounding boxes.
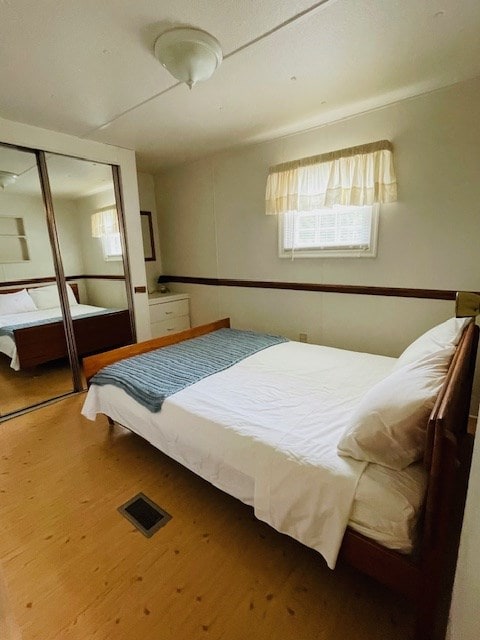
[0,193,63,281]
[137,171,162,294]
[155,76,480,408]
[0,194,87,302]
[447,412,480,640]
[53,198,85,277]
[73,189,129,309]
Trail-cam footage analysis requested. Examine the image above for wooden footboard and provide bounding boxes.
[14,309,132,369]
[83,317,231,382]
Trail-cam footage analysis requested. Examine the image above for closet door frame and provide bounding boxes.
[112,164,136,344]
[0,139,136,412]
[36,150,82,390]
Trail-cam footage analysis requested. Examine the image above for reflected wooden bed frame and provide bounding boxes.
[83,317,478,640]
[0,283,132,369]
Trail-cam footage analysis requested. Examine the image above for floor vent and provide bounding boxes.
[118,493,171,538]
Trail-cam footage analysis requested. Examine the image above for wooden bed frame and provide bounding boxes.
[0,283,133,369]
[83,317,479,640]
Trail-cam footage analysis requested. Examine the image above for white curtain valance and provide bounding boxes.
[265,140,397,215]
[91,207,119,238]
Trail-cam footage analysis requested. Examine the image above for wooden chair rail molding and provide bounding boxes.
[157,275,478,301]
[0,275,126,289]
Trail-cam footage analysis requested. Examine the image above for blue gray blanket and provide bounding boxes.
[91,328,288,413]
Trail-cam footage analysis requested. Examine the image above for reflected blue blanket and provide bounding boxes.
[91,328,288,413]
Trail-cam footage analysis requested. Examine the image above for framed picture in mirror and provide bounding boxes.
[140,210,156,262]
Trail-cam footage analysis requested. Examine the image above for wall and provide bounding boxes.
[74,189,129,309]
[54,198,85,276]
[0,117,150,340]
[0,193,60,281]
[137,171,162,294]
[155,76,480,409]
[447,411,480,640]
[0,193,84,284]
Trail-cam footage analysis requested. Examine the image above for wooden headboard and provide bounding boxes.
[423,319,478,547]
[0,282,80,303]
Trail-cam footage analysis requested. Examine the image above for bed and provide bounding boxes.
[0,283,132,369]
[81,316,478,640]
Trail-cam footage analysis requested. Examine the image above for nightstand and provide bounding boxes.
[148,292,191,338]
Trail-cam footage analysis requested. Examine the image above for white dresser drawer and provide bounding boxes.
[148,293,190,339]
[149,298,189,323]
[151,316,190,338]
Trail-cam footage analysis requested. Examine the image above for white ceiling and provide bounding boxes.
[1,0,480,173]
[0,146,113,198]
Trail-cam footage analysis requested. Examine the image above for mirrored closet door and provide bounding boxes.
[45,152,134,370]
[0,144,134,420]
[0,144,75,417]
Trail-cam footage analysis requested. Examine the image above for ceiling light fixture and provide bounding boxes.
[154,27,223,89]
[0,170,19,190]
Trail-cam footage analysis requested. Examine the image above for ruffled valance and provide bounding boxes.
[91,207,119,238]
[266,140,397,215]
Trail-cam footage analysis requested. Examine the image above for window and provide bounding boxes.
[100,226,122,261]
[279,205,378,258]
[265,140,396,259]
[91,208,122,261]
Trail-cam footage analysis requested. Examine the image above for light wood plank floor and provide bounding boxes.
[0,356,73,417]
[0,395,415,640]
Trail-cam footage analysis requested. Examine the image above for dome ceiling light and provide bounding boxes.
[154,27,223,89]
[0,170,18,190]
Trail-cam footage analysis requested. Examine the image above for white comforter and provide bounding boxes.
[83,340,396,568]
[0,304,106,370]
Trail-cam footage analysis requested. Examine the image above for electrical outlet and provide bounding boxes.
[299,333,308,343]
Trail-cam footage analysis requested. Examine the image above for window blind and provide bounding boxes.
[91,207,122,260]
[283,206,373,251]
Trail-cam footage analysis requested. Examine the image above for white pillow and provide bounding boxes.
[28,283,78,309]
[394,317,469,370]
[0,289,37,315]
[66,283,79,306]
[337,347,454,470]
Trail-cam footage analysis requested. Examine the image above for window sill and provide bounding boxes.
[279,248,377,259]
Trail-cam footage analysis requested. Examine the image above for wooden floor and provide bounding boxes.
[0,395,415,640]
[0,356,73,417]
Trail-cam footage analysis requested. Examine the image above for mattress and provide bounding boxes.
[82,340,427,566]
[0,304,107,370]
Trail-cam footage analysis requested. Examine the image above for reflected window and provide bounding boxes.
[91,207,122,261]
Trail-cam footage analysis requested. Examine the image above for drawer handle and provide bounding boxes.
[165,311,173,315]
[167,327,175,332]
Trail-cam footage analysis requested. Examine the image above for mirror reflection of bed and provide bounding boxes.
[0,282,132,416]
[0,144,133,419]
